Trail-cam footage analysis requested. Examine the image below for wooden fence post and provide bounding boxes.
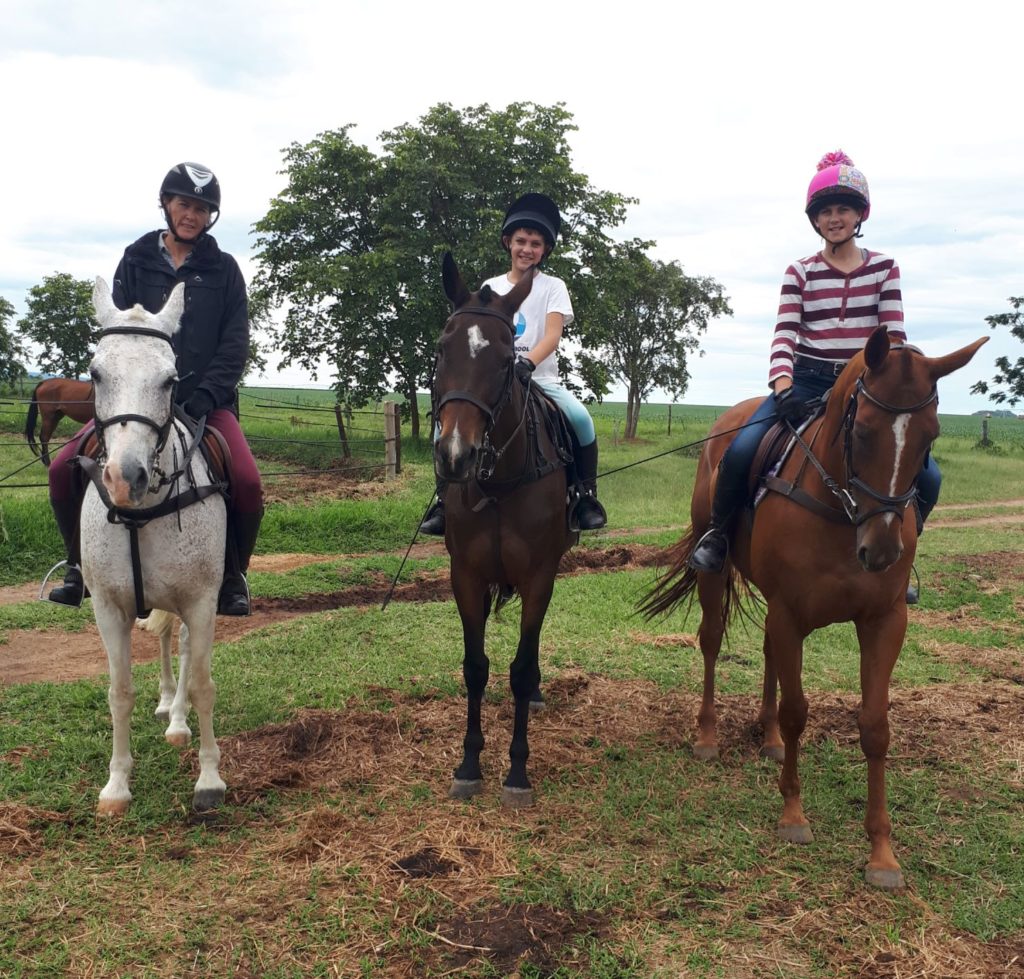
[668,404,672,435]
[334,404,352,459]
[385,402,401,479]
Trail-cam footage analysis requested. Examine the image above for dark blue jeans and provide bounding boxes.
[716,367,941,521]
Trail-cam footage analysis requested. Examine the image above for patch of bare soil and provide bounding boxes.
[0,545,669,687]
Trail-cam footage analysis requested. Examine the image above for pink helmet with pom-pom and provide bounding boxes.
[805,150,870,226]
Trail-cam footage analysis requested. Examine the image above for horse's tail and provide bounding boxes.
[137,609,176,638]
[638,528,745,629]
[24,384,41,457]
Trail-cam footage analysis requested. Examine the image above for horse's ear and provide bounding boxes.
[92,277,117,324]
[501,265,536,316]
[442,252,470,309]
[864,326,891,370]
[159,282,186,335]
[928,335,989,381]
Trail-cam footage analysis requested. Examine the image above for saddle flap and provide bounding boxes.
[750,400,827,508]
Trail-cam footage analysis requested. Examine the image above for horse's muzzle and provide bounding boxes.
[434,436,477,483]
[102,458,151,507]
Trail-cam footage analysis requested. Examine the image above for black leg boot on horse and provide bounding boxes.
[571,440,607,531]
[419,479,448,536]
[47,488,90,606]
[218,508,263,616]
[688,461,747,574]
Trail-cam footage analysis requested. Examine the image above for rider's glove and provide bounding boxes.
[772,386,809,424]
[514,356,536,385]
[184,389,215,420]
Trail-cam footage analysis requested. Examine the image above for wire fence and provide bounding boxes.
[0,388,404,492]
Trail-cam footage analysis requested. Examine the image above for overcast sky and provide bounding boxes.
[2,0,1020,414]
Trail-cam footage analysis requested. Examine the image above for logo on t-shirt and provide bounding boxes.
[514,312,527,338]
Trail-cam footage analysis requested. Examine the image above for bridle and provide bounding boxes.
[91,326,178,461]
[431,305,528,482]
[836,374,938,526]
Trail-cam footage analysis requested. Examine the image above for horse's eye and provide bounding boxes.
[89,368,101,384]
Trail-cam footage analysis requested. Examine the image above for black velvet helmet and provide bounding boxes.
[501,193,561,250]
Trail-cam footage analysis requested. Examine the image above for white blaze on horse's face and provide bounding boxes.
[885,413,913,527]
[467,324,490,359]
[90,278,184,507]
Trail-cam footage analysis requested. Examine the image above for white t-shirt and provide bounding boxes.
[482,270,574,380]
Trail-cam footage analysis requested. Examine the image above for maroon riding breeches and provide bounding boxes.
[48,409,263,514]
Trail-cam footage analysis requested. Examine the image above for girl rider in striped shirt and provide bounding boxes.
[687,151,939,604]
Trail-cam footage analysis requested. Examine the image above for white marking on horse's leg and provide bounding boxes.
[467,325,490,359]
[165,621,192,747]
[95,603,135,815]
[884,414,912,528]
[155,628,175,720]
[183,612,225,809]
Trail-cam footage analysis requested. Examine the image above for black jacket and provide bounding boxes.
[112,230,249,409]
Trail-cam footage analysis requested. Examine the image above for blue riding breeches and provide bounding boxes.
[531,376,596,447]
[717,366,941,521]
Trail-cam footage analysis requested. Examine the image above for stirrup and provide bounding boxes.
[419,502,446,536]
[40,561,87,607]
[573,493,607,531]
[687,527,729,574]
[217,574,251,616]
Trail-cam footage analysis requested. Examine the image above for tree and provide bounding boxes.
[971,296,1024,407]
[250,102,634,438]
[0,297,27,386]
[17,273,99,378]
[582,239,732,439]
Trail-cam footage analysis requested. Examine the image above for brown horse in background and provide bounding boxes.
[642,327,987,889]
[25,378,94,466]
[433,252,575,808]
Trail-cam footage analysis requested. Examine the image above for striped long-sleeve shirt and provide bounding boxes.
[768,250,906,385]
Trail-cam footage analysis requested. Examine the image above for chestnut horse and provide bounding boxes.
[25,378,95,466]
[433,253,575,808]
[642,327,987,888]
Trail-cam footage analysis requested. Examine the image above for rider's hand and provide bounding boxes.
[514,356,536,385]
[773,386,809,423]
[184,390,215,420]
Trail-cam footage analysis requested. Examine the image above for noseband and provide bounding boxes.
[837,374,938,526]
[91,326,178,459]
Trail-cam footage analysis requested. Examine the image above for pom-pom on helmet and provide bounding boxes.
[805,150,870,227]
[501,193,561,254]
[159,162,221,240]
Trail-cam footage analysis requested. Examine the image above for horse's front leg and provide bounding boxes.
[94,601,136,816]
[180,613,226,812]
[855,610,908,890]
[768,607,812,843]
[449,567,491,800]
[502,574,555,808]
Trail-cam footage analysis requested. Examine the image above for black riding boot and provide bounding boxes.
[688,465,745,574]
[218,508,263,616]
[47,491,89,607]
[571,441,607,531]
[419,480,447,536]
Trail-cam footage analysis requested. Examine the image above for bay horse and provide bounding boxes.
[81,277,227,815]
[25,377,95,466]
[642,327,987,888]
[433,253,575,808]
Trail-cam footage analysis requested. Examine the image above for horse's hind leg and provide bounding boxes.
[449,569,491,800]
[95,604,135,816]
[40,411,61,468]
[693,572,727,759]
[758,633,784,761]
[855,613,907,890]
[502,574,555,808]
[165,621,193,748]
[181,617,226,812]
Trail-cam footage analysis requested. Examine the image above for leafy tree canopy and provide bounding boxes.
[0,297,27,386]
[971,296,1024,407]
[250,102,635,437]
[581,239,732,438]
[16,273,98,378]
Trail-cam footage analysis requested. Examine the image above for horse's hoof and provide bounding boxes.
[448,779,484,800]
[777,822,813,844]
[865,865,906,890]
[96,799,130,817]
[501,786,533,809]
[528,696,546,712]
[192,788,225,813]
[693,743,719,761]
[165,732,191,748]
[760,744,785,763]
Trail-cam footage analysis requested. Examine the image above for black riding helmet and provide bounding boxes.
[501,192,561,257]
[159,162,221,242]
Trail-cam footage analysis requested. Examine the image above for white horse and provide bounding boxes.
[82,277,227,815]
